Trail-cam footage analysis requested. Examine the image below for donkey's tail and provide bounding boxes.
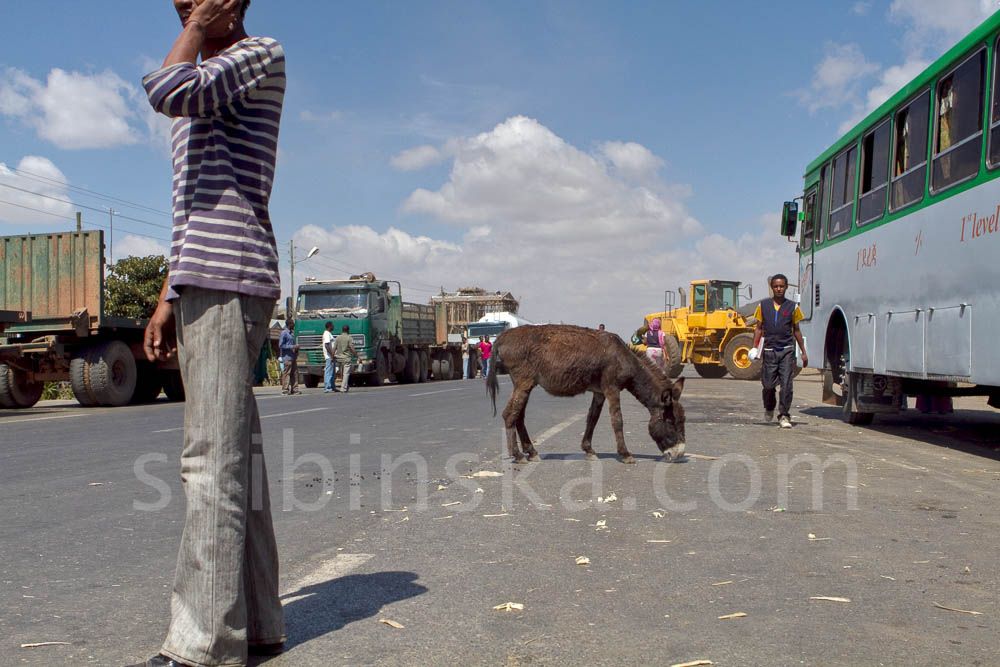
[487,343,501,417]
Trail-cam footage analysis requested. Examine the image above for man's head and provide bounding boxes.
[286,319,295,331]
[770,274,789,299]
[325,321,333,331]
[598,323,606,331]
[173,0,249,39]
[342,325,350,334]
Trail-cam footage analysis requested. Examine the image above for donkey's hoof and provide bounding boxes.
[513,456,528,464]
[584,451,598,461]
[621,455,637,465]
[527,453,541,462]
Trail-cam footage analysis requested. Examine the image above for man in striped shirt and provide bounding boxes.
[138,1,286,665]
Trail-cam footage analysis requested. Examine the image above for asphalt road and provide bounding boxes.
[1,370,998,666]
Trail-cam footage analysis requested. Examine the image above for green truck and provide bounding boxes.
[0,230,183,409]
[294,274,464,387]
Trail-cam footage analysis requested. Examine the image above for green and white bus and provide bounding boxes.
[783,10,1000,424]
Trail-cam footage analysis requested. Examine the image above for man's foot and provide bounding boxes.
[764,410,774,423]
[249,642,285,656]
[778,415,792,428]
[127,655,191,667]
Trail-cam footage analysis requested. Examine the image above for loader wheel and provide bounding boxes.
[89,340,138,406]
[694,364,728,379]
[662,336,685,378]
[0,363,44,408]
[723,333,761,381]
[70,348,100,407]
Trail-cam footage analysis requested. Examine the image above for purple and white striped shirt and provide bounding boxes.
[143,37,285,301]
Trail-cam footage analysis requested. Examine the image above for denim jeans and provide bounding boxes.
[762,346,795,417]
[481,357,490,378]
[463,356,470,379]
[162,287,285,666]
[324,357,335,391]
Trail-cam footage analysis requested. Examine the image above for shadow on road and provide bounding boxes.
[800,405,1000,460]
[253,571,427,661]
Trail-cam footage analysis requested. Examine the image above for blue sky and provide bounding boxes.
[1,1,996,332]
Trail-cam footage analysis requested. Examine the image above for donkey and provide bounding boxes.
[486,324,685,464]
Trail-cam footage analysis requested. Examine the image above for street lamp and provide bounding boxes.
[289,243,320,317]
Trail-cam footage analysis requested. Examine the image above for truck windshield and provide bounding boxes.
[469,323,508,338]
[298,291,368,312]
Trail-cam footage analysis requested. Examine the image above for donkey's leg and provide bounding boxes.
[514,387,539,461]
[605,390,635,464]
[502,386,531,463]
[580,392,605,460]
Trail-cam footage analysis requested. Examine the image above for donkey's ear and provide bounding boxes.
[671,377,685,400]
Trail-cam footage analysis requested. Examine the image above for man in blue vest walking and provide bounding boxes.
[749,274,808,428]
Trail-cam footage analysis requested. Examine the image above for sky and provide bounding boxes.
[2,0,998,335]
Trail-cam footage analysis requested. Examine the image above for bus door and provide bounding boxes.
[798,186,818,320]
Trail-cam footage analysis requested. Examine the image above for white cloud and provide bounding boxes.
[114,234,169,260]
[390,144,445,171]
[795,43,880,114]
[287,119,795,335]
[0,67,142,149]
[299,109,344,122]
[890,0,995,53]
[400,116,701,243]
[0,156,74,225]
[851,2,872,16]
[837,57,930,133]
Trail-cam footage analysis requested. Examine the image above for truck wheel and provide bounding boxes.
[70,348,99,407]
[89,340,138,406]
[376,350,390,384]
[162,369,185,401]
[303,374,320,389]
[663,336,685,378]
[723,333,761,380]
[0,364,44,408]
[694,364,728,379]
[842,371,874,425]
[432,356,453,381]
[131,361,163,404]
[418,350,430,383]
[402,349,420,384]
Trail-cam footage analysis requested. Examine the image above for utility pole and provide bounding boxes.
[75,211,82,233]
[289,240,295,318]
[108,208,119,264]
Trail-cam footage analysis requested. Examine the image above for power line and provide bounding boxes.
[0,198,171,244]
[0,182,172,231]
[4,164,172,217]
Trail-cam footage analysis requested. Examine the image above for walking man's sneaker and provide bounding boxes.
[778,415,792,428]
[764,410,774,423]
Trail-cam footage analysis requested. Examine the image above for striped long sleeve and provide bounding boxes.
[142,37,286,301]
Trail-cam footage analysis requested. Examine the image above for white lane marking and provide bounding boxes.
[533,413,586,445]
[153,407,331,433]
[0,413,86,424]
[262,407,329,420]
[409,388,466,397]
[282,553,374,603]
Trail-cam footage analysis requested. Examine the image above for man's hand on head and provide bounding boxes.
[189,0,243,34]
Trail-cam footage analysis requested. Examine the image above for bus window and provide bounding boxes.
[890,90,930,210]
[932,48,985,191]
[858,118,890,225]
[990,36,1000,167]
[800,188,817,251]
[817,164,831,244]
[828,145,856,238]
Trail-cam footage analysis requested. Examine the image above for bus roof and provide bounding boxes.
[805,9,1000,177]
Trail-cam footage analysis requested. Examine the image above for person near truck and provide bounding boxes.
[749,273,808,428]
[479,335,493,379]
[334,325,358,392]
[322,321,336,392]
[280,319,300,395]
[644,318,667,369]
[138,0,288,664]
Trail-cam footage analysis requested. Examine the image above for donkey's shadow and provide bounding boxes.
[252,571,427,663]
[538,452,685,463]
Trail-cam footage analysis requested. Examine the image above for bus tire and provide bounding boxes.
[0,363,44,408]
[723,333,761,380]
[70,348,99,407]
[842,371,874,425]
[663,336,685,378]
[89,340,138,407]
[694,363,728,379]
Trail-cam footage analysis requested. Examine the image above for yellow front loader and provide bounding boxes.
[633,279,762,380]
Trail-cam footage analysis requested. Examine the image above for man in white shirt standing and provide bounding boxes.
[322,321,336,393]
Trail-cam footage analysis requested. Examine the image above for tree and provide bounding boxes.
[105,255,168,319]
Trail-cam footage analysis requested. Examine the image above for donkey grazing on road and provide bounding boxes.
[487,324,686,463]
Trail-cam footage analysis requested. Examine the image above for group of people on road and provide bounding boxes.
[461,335,492,379]
[276,319,358,395]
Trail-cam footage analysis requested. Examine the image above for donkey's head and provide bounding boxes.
[648,376,686,461]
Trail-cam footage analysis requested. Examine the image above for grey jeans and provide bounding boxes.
[761,346,795,417]
[162,288,285,667]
